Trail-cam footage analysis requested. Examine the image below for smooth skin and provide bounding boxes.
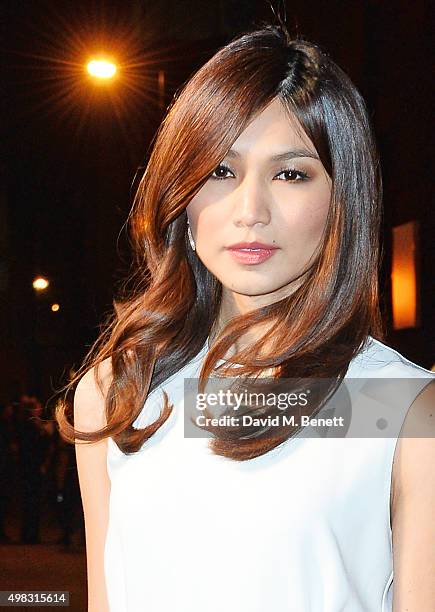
[186,98,331,357]
[76,97,435,610]
[390,380,435,610]
[74,359,112,612]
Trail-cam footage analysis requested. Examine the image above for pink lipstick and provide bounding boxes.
[226,241,278,265]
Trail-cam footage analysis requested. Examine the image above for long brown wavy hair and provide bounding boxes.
[55,24,385,461]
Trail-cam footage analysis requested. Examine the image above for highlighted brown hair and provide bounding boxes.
[56,25,384,460]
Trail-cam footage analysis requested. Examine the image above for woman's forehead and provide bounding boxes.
[225,99,317,160]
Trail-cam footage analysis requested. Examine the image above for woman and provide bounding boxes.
[56,25,435,612]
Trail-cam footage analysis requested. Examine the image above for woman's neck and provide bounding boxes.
[208,297,275,359]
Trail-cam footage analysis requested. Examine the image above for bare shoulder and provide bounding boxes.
[74,357,113,433]
[390,380,435,608]
[74,358,113,611]
[392,379,435,496]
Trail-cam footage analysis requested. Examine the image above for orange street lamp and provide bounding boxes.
[33,277,49,291]
[87,59,117,80]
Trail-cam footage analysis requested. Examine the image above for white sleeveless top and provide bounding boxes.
[104,336,434,611]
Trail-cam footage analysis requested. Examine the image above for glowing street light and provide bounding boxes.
[51,303,60,312]
[33,277,49,291]
[87,59,117,80]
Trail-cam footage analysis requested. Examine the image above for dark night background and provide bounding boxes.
[0,0,433,606]
[2,0,434,406]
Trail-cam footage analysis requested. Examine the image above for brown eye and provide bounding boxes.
[211,164,235,180]
[275,168,309,182]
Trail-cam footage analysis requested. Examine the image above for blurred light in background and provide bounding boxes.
[51,303,60,312]
[391,220,420,330]
[87,59,117,79]
[33,277,50,291]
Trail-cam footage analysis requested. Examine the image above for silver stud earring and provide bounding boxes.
[187,221,196,251]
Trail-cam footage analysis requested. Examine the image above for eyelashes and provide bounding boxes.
[274,167,310,182]
[211,164,234,180]
[210,163,310,182]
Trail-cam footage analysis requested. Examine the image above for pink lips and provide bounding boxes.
[226,241,278,265]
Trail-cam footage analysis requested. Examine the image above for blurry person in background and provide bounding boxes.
[17,395,51,544]
[54,426,85,550]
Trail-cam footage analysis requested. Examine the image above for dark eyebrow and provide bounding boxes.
[226,148,320,162]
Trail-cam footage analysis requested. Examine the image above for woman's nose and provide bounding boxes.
[232,176,271,228]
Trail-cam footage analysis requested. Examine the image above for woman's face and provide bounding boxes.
[186,98,332,308]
